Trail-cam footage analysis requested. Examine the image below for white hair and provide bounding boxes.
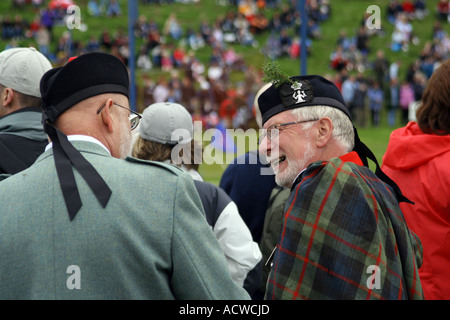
[253,82,273,128]
[291,106,354,152]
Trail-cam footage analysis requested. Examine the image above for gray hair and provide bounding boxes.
[291,106,354,152]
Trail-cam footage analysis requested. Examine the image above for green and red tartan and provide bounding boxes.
[265,152,424,300]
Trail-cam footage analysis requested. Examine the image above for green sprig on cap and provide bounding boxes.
[262,61,294,88]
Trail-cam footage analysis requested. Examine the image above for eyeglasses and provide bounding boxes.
[97,102,142,130]
[259,119,318,144]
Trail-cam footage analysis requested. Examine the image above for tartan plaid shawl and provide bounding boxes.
[265,152,424,300]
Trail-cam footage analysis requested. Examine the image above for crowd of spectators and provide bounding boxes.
[0,0,333,130]
[327,0,448,128]
[1,0,448,130]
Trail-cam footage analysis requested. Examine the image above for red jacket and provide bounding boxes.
[382,122,450,300]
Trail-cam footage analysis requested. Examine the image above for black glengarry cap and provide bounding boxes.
[41,52,129,123]
[256,75,351,126]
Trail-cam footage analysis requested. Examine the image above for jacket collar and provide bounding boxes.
[291,151,364,190]
[37,139,112,164]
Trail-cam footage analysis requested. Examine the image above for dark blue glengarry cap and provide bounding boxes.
[255,74,412,205]
[39,52,130,221]
[256,75,351,126]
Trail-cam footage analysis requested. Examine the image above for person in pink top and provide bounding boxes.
[399,80,415,125]
[382,59,450,300]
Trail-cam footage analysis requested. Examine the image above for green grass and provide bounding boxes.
[0,0,441,184]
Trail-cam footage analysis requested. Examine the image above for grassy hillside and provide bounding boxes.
[0,0,441,82]
[0,0,444,185]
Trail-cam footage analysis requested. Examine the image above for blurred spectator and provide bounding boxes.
[88,0,101,16]
[279,28,292,57]
[341,75,356,117]
[387,0,403,24]
[393,12,413,51]
[12,0,26,9]
[389,59,401,81]
[399,80,415,125]
[402,0,416,19]
[353,74,368,128]
[35,26,50,58]
[153,76,170,102]
[336,29,352,51]
[367,80,384,126]
[329,45,347,72]
[141,74,155,108]
[372,49,390,90]
[99,30,112,50]
[355,26,369,56]
[238,0,258,19]
[387,77,400,127]
[414,0,427,20]
[106,0,121,17]
[436,0,449,21]
[137,46,152,71]
[185,28,205,50]
[163,13,183,40]
[199,19,212,44]
[412,71,427,102]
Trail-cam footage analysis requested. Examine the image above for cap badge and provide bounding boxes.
[279,80,313,108]
[291,81,308,103]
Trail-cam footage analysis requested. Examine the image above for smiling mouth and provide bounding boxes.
[271,155,287,167]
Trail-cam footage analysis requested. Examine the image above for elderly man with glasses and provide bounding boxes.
[255,74,423,300]
[0,52,250,300]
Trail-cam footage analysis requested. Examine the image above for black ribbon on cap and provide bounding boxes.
[43,117,112,221]
[39,52,130,221]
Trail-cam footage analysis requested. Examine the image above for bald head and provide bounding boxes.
[54,93,132,159]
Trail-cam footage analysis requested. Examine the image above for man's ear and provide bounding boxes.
[315,117,333,148]
[99,100,114,133]
[1,88,14,108]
